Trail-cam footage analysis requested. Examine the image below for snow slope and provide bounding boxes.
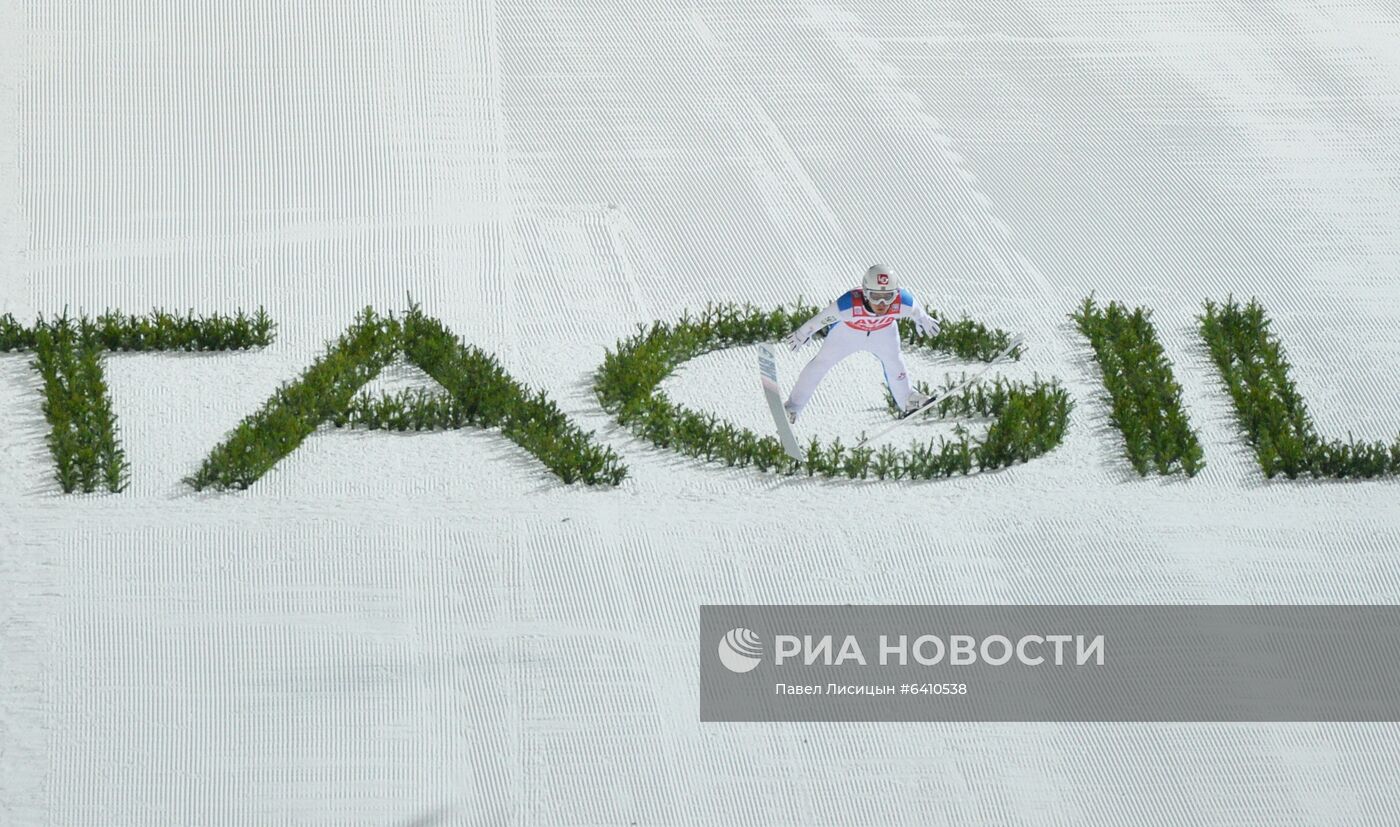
[4,1,1400,823]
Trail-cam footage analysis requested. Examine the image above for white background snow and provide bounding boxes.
[3,1,1400,824]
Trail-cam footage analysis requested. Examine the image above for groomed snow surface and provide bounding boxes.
[4,1,1400,824]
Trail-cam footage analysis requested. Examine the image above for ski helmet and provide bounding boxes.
[862,265,898,309]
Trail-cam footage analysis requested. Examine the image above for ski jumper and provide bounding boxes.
[786,288,936,417]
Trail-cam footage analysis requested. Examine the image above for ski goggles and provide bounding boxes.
[866,289,897,305]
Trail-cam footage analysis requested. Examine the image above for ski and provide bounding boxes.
[757,342,805,461]
[856,336,1025,448]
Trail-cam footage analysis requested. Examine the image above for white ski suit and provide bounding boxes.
[785,288,939,418]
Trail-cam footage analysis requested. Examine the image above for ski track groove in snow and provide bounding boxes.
[4,0,1400,824]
